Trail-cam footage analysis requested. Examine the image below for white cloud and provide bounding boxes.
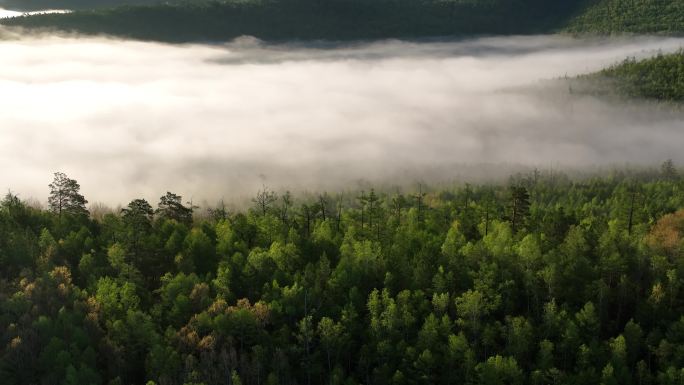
[0,8,70,18]
[0,32,682,205]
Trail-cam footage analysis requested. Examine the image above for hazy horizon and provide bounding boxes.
[0,7,70,18]
[1,31,683,206]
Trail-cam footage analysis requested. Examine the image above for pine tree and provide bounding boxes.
[156,192,193,224]
[508,185,530,233]
[661,159,678,180]
[47,172,88,218]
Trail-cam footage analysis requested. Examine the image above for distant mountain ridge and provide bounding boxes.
[1,0,682,42]
[0,0,163,11]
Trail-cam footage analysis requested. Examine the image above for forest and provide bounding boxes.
[0,0,583,42]
[2,0,682,42]
[1,166,684,385]
[572,50,684,102]
[564,0,684,34]
[595,51,684,101]
[0,0,160,11]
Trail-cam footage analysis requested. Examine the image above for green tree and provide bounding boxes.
[661,159,678,180]
[156,192,193,225]
[122,198,154,228]
[317,317,347,380]
[477,355,523,385]
[48,172,88,218]
[507,185,530,233]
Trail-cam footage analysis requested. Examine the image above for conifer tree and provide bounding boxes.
[48,172,88,218]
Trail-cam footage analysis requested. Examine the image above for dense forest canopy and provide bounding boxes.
[1,0,683,384]
[564,0,684,34]
[0,0,583,42]
[2,166,684,385]
[2,0,682,42]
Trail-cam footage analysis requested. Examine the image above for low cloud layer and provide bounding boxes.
[0,32,682,205]
[0,8,70,18]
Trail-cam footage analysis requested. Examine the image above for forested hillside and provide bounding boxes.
[2,0,683,42]
[0,0,161,11]
[1,0,586,42]
[2,167,684,385]
[573,51,684,101]
[565,0,684,34]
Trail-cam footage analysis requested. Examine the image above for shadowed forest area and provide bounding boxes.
[2,1,684,384]
[0,0,586,42]
[2,0,682,42]
[0,0,160,10]
[1,166,684,385]
[2,0,684,42]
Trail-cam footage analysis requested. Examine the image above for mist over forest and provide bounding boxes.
[1,2,684,385]
[0,32,682,205]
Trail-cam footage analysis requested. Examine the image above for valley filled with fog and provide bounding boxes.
[3,4,684,385]
[0,30,682,204]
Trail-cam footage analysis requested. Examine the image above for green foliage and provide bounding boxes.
[48,172,89,220]
[0,169,684,384]
[477,355,524,385]
[573,51,684,103]
[565,0,684,34]
[592,51,684,101]
[156,192,193,225]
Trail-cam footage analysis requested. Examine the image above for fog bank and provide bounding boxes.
[0,32,682,205]
[0,8,70,18]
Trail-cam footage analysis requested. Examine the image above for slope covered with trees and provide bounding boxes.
[1,0,587,42]
[1,167,684,385]
[564,0,684,34]
[0,0,161,11]
[1,0,683,42]
[574,51,684,102]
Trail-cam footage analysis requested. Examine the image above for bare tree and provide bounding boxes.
[252,185,277,216]
[317,193,330,221]
[357,191,368,229]
[508,185,530,233]
[207,199,228,222]
[279,191,292,222]
[414,183,427,221]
